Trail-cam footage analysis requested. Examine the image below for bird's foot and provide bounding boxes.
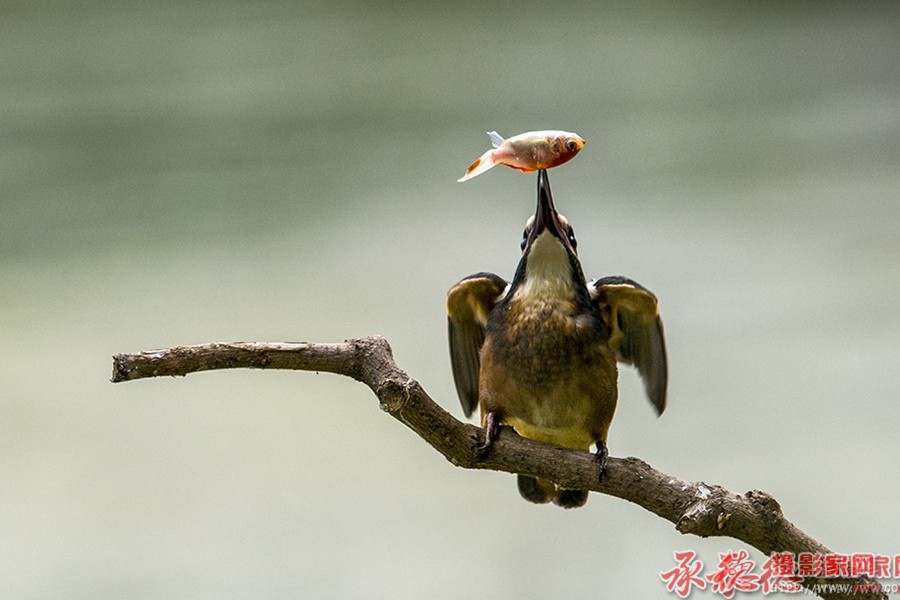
[594,439,609,483]
[475,411,501,458]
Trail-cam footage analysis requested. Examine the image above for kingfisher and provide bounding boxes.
[447,169,667,508]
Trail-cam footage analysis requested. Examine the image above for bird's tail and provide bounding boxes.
[457,149,497,182]
[517,475,588,509]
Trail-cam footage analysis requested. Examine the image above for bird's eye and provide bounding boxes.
[566,140,578,152]
[567,226,577,249]
[520,230,528,251]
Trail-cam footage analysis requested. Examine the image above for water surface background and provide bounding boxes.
[2,2,899,598]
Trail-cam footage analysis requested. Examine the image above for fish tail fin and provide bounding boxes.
[486,131,505,149]
[457,149,497,182]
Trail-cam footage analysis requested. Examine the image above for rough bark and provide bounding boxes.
[111,336,888,600]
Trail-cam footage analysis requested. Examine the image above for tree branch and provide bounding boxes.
[111,336,887,600]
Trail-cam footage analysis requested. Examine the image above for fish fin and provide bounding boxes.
[457,149,497,182]
[487,131,505,149]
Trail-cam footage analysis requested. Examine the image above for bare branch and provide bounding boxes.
[111,336,887,600]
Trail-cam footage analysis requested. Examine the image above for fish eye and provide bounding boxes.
[566,139,579,152]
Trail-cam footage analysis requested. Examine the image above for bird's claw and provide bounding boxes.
[595,440,609,483]
[475,439,492,459]
[475,411,502,459]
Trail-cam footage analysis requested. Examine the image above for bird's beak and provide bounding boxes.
[526,170,570,251]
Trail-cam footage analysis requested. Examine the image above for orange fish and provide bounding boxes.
[457,130,585,182]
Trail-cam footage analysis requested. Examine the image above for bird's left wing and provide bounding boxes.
[589,276,668,415]
[446,272,509,418]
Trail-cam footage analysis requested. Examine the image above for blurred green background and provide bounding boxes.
[2,2,899,598]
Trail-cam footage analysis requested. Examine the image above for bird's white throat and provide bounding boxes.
[515,232,575,301]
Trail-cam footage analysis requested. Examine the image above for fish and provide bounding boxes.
[457,130,585,182]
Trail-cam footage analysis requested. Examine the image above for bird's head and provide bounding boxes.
[510,170,588,301]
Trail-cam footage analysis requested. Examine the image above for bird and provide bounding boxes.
[446,169,667,508]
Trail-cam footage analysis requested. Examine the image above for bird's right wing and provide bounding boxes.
[446,272,508,417]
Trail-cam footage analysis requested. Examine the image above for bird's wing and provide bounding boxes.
[446,272,509,417]
[589,276,668,415]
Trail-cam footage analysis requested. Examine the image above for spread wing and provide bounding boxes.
[590,276,668,415]
[446,272,508,417]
